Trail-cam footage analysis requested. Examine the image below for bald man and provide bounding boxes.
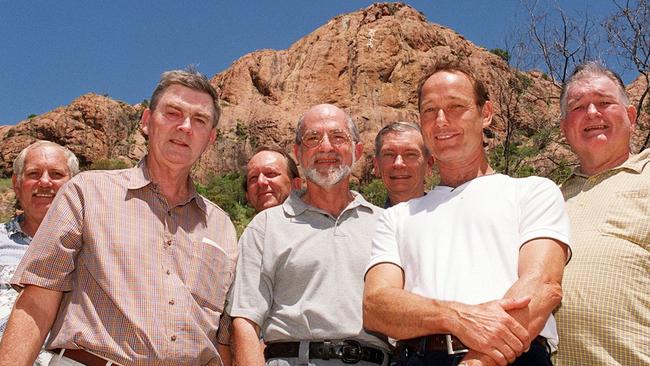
[228,104,391,366]
[243,147,301,213]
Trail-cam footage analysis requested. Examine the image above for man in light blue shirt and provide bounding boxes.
[0,140,78,364]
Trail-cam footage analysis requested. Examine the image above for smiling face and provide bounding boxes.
[561,75,636,174]
[12,145,72,229]
[245,150,294,212]
[141,84,217,173]
[419,71,492,167]
[294,104,363,188]
[374,130,431,203]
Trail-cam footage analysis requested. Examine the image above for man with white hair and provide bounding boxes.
[228,104,391,365]
[555,61,650,365]
[0,140,79,365]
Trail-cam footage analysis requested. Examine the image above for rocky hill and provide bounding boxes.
[1,2,648,185]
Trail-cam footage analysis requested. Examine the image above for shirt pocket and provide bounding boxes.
[187,240,237,313]
[599,189,650,249]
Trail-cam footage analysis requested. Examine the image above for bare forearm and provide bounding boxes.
[503,274,562,340]
[0,286,62,366]
[232,318,265,366]
[504,238,567,344]
[217,344,232,366]
[363,286,455,340]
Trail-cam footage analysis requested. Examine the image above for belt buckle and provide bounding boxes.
[339,339,363,364]
[445,335,468,355]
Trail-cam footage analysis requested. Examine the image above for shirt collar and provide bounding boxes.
[125,157,206,213]
[4,215,29,239]
[282,189,376,217]
[566,149,650,181]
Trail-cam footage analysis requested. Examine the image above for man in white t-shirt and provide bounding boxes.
[363,61,571,366]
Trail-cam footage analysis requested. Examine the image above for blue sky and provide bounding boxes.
[1,1,619,125]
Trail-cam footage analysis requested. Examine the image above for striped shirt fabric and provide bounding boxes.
[11,159,238,366]
[555,149,650,365]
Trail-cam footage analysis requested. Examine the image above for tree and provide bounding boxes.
[604,0,650,150]
[518,0,602,86]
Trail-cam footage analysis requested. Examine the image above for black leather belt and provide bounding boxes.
[397,334,548,355]
[264,339,386,364]
[52,349,116,366]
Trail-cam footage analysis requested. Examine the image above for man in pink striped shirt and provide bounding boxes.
[0,67,238,366]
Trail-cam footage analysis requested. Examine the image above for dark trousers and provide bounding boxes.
[394,340,552,366]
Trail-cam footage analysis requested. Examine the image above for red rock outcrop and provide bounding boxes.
[1,2,648,183]
[0,94,145,175]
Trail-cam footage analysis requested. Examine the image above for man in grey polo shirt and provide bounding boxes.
[228,103,390,366]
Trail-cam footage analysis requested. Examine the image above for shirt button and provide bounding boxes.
[166,240,172,246]
[169,299,175,305]
[166,270,171,275]
[171,335,177,341]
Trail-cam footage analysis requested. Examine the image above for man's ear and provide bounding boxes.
[373,157,381,177]
[291,177,303,190]
[208,127,217,145]
[627,104,638,131]
[141,108,151,136]
[11,175,18,196]
[293,144,300,164]
[481,101,493,128]
[426,155,434,173]
[354,142,364,163]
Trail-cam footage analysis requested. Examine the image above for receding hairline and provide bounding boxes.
[13,140,80,181]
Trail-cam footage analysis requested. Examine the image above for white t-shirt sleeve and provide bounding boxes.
[366,207,404,276]
[518,177,571,251]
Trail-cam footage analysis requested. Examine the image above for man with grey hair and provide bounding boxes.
[373,122,432,207]
[0,140,78,365]
[555,61,650,365]
[228,103,391,365]
[0,68,238,366]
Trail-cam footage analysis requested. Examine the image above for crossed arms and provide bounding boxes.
[363,237,569,366]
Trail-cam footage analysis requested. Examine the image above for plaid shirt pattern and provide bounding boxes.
[555,149,650,365]
[12,160,238,366]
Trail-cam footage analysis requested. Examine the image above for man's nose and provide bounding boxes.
[586,103,600,116]
[435,109,448,126]
[318,134,335,151]
[393,154,406,168]
[258,173,270,185]
[178,116,192,132]
[38,172,53,186]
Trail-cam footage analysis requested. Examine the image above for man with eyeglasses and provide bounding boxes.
[227,104,391,365]
[373,122,433,207]
[363,61,571,366]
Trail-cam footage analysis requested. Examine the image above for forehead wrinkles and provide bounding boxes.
[568,78,625,105]
[164,99,213,120]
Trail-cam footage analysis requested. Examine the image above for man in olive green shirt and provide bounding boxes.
[555,61,650,365]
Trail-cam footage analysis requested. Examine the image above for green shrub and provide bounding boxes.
[490,48,511,63]
[353,179,388,207]
[88,159,131,171]
[195,172,255,237]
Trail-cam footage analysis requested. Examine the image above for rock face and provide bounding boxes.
[0,94,145,175]
[0,2,648,184]
[204,2,538,182]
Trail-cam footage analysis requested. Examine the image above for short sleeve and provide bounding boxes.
[366,207,404,277]
[518,177,571,256]
[11,176,85,292]
[226,218,272,328]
